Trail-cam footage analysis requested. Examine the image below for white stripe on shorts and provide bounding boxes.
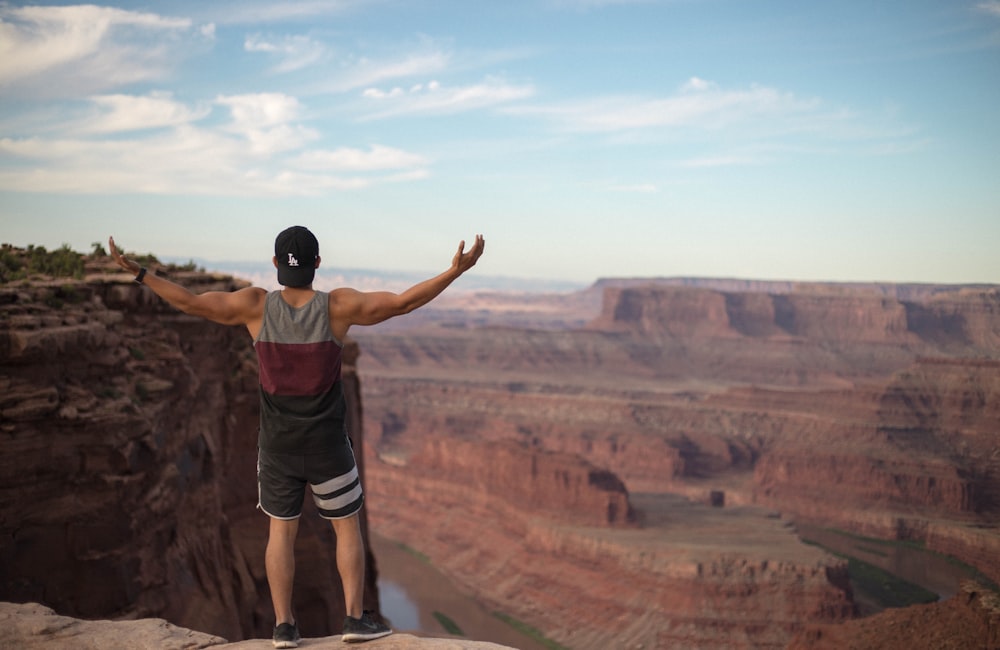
[311,465,359,495]
[313,483,364,513]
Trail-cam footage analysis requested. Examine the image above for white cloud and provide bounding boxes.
[681,77,717,93]
[245,33,328,73]
[215,93,319,154]
[362,87,406,99]
[0,89,427,196]
[217,92,301,127]
[83,92,211,134]
[977,1,1000,17]
[606,183,658,193]
[547,0,655,8]
[0,4,204,97]
[508,81,817,132]
[295,144,428,171]
[679,154,763,169]
[317,50,452,93]
[206,0,361,25]
[360,77,535,119]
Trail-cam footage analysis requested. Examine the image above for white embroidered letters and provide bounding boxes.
[287,253,300,267]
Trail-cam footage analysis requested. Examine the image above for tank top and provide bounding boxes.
[254,290,346,453]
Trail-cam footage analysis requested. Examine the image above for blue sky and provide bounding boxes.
[1,0,998,286]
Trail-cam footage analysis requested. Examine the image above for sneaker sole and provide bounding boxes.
[273,642,299,649]
[342,630,393,643]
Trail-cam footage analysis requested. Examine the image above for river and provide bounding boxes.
[373,522,990,648]
[369,531,554,650]
[796,524,987,614]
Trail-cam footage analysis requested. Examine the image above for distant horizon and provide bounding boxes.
[6,239,999,294]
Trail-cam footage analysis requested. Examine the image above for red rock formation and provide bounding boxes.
[409,437,635,526]
[354,277,1000,647]
[787,580,1000,650]
[0,256,379,640]
[592,283,1000,348]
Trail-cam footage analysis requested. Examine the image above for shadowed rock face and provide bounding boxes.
[0,258,378,641]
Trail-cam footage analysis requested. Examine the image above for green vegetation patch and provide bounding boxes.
[432,611,464,636]
[844,555,939,608]
[1,244,85,283]
[815,527,999,591]
[396,542,431,564]
[493,611,570,650]
[802,538,939,609]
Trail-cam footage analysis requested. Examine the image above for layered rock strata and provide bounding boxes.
[355,279,1000,647]
[0,261,379,640]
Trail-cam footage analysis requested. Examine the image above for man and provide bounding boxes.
[109,227,485,647]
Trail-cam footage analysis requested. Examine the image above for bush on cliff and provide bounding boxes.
[1,243,84,283]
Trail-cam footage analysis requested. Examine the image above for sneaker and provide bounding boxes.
[273,621,301,648]
[342,610,393,643]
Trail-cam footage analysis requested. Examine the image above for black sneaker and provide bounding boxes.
[273,621,301,648]
[342,610,392,643]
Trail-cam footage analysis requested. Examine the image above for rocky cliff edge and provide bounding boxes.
[0,602,515,650]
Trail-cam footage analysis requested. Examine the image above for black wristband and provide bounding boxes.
[135,267,147,284]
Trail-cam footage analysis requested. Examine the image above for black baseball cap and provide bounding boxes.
[274,226,319,287]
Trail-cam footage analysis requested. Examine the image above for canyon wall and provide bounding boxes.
[355,278,1000,647]
[0,259,379,640]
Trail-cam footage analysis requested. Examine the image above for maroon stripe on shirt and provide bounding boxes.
[256,339,341,396]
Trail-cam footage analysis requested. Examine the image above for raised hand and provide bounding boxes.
[108,236,141,275]
[452,234,485,275]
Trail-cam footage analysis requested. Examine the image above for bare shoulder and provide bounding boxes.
[236,285,268,306]
[226,285,268,321]
[327,287,363,311]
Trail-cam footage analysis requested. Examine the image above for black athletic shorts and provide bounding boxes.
[257,446,364,520]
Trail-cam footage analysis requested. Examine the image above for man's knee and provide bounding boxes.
[329,512,361,537]
[269,516,300,541]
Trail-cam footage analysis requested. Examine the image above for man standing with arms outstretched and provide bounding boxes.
[110,227,485,647]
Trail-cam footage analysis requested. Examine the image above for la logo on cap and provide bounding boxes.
[287,253,300,267]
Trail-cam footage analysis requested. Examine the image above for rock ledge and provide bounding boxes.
[0,602,515,650]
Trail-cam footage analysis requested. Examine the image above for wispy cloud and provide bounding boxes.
[606,183,658,193]
[0,4,209,97]
[547,0,657,9]
[313,49,453,93]
[508,77,819,133]
[678,154,764,169]
[203,0,364,25]
[359,77,535,119]
[295,145,428,172]
[245,33,329,73]
[977,1,1000,17]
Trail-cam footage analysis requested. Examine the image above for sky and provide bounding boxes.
[1,0,999,287]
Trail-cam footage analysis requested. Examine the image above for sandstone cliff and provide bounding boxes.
[0,253,378,640]
[354,278,1000,647]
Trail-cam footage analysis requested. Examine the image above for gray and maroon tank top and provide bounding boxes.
[254,290,347,453]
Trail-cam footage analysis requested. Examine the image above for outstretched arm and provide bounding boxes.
[329,234,485,339]
[108,236,265,328]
